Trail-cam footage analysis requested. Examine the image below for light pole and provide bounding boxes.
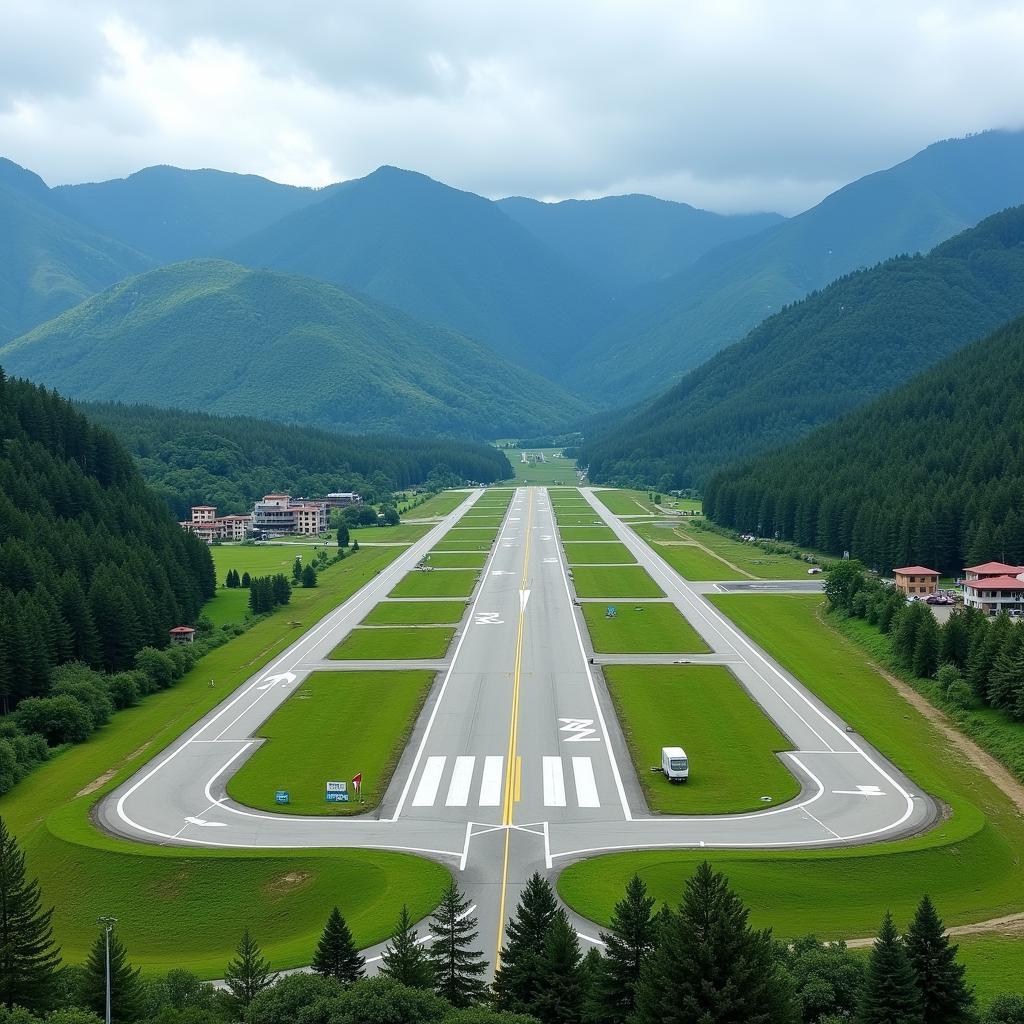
[97,916,117,1024]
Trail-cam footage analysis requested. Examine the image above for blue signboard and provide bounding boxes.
[275,790,290,805]
[606,605,617,618]
[326,780,349,803]
[326,791,350,802]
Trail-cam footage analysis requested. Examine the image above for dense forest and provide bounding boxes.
[583,204,1024,490]
[703,315,1024,576]
[81,403,513,517]
[0,370,215,708]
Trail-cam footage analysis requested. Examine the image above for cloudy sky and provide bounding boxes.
[3,1,1024,214]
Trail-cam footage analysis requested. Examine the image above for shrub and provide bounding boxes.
[13,696,94,745]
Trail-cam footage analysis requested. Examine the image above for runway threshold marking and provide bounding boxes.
[496,487,533,970]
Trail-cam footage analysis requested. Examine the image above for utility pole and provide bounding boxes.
[97,916,118,1024]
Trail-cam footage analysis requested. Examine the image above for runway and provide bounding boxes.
[98,486,936,968]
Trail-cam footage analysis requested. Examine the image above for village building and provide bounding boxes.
[961,562,1024,615]
[179,505,253,543]
[324,491,363,508]
[251,494,328,535]
[892,565,940,597]
[169,625,195,645]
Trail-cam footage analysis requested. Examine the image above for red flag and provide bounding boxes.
[352,772,362,792]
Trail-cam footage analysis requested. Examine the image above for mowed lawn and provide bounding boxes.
[582,603,710,653]
[401,489,472,518]
[212,543,318,581]
[361,600,467,625]
[593,488,660,515]
[425,551,489,568]
[604,665,799,813]
[432,539,493,552]
[563,542,636,565]
[559,594,1024,941]
[348,523,431,544]
[629,525,747,582]
[389,569,480,598]
[558,526,617,542]
[202,586,251,627]
[329,626,455,660]
[229,670,435,816]
[512,449,578,485]
[571,565,665,598]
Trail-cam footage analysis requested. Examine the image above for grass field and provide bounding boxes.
[423,551,489,568]
[328,626,455,660]
[581,603,710,653]
[555,510,608,528]
[211,544,319,581]
[389,569,479,598]
[629,524,746,581]
[939,935,1024,1008]
[400,490,472,518]
[432,539,494,552]
[563,541,636,565]
[558,594,1024,944]
[348,523,432,543]
[557,526,618,542]
[0,544,449,976]
[593,488,660,515]
[604,665,800,813]
[202,586,251,626]
[511,449,579,485]
[228,670,435,816]
[570,565,665,598]
[361,601,467,625]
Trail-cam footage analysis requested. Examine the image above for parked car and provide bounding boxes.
[807,567,823,575]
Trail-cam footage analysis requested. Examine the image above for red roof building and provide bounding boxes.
[963,561,1024,581]
[892,566,939,596]
[169,625,196,645]
[962,574,1024,615]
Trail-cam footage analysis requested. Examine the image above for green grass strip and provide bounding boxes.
[557,526,618,542]
[563,541,636,565]
[389,569,480,598]
[424,551,489,568]
[581,603,709,653]
[328,626,455,660]
[570,565,665,598]
[361,601,467,626]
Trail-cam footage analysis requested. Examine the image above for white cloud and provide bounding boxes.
[1,0,1023,212]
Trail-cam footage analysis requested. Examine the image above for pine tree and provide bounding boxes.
[81,924,144,1024]
[301,564,318,588]
[0,817,61,1010]
[634,861,798,1024]
[223,928,276,1011]
[905,896,973,1023]
[912,614,940,678]
[379,904,433,989]
[535,909,585,1024]
[494,872,558,1013]
[856,911,922,1024]
[241,571,251,588]
[311,907,364,986]
[427,881,487,1008]
[593,874,657,1024]
[292,556,303,583]
[337,524,350,548]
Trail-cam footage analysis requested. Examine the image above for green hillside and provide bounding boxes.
[497,193,782,289]
[0,259,590,438]
[0,159,151,343]
[704,314,1024,574]
[82,401,512,517]
[574,129,1024,403]
[56,165,336,262]
[226,165,611,372]
[583,204,1024,489]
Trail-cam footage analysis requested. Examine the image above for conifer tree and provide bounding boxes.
[634,861,798,1024]
[301,564,318,588]
[0,817,61,1010]
[593,873,657,1024]
[856,911,922,1024]
[379,904,433,989]
[427,881,487,1007]
[905,896,973,1023]
[494,872,558,1013]
[223,928,276,1011]
[241,571,251,588]
[292,556,303,583]
[312,907,364,986]
[337,524,350,548]
[81,923,144,1023]
[535,909,585,1024]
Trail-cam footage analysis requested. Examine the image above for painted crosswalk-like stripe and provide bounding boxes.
[572,756,601,807]
[412,756,446,806]
[542,756,566,806]
[445,756,475,806]
[479,756,504,806]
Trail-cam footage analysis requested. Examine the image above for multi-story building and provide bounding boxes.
[324,492,363,508]
[962,573,1024,615]
[190,505,217,523]
[892,566,940,597]
[180,506,253,543]
[962,561,1024,582]
[251,495,328,536]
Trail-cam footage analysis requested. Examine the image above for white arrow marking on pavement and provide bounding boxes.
[475,612,504,625]
[559,717,600,741]
[543,557,558,563]
[520,590,531,612]
[184,816,227,827]
[832,785,886,797]
[256,671,297,690]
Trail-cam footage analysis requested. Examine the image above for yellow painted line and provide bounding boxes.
[494,488,534,970]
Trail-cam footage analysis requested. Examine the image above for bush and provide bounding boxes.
[135,647,177,690]
[106,671,142,709]
[51,670,115,730]
[13,695,94,745]
[945,680,975,710]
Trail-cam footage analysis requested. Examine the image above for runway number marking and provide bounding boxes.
[559,717,600,742]
[832,785,886,797]
[475,612,504,625]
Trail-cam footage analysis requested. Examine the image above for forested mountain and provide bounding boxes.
[582,205,1024,490]
[0,259,590,438]
[82,402,512,517]
[225,165,611,371]
[0,158,151,343]
[496,194,782,289]
[703,314,1024,575]
[0,368,215,708]
[573,129,1024,403]
[55,165,336,262]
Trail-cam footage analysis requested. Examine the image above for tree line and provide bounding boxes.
[703,315,1024,576]
[3,820,1016,1024]
[81,402,513,519]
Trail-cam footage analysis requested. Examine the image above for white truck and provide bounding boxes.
[661,746,689,783]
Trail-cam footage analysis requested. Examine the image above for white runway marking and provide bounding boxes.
[413,756,446,806]
[479,756,504,806]
[833,785,886,797]
[543,756,566,806]
[445,756,475,806]
[572,757,601,807]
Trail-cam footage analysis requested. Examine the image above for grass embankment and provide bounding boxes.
[400,489,472,518]
[604,665,800,813]
[559,595,1024,944]
[558,526,618,542]
[329,626,455,660]
[581,603,709,653]
[555,507,606,527]
[389,570,480,598]
[425,551,489,568]
[571,566,665,598]
[0,545,450,976]
[593,488,661,516]
[563,542,636,565]
[228,670,435,816]
[432,539,494,552]
[512,449,578,485]
[348,523,432,544]
[361,601,467,625]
